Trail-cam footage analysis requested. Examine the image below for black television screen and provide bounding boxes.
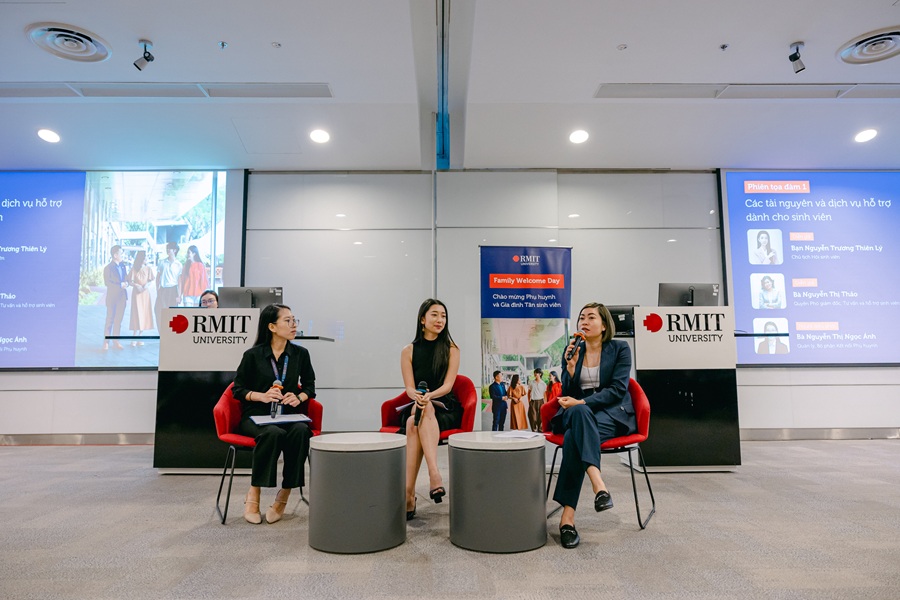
[658,283,720,307]
[606,305,636,337]
[218,287,283,309]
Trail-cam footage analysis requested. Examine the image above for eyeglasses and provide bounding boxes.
[281,318,298,326]
[200,298,217,306]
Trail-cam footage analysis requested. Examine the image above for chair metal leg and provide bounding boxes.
[545,445,562,519]
[545,445,561,500]
[215,445,238,524]
[626,445,656,530]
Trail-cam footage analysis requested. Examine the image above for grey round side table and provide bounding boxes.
[448,431,547,553]
[308,432,406,553]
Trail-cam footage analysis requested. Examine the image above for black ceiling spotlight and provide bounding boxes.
[134,39,154,71]
[789,41,805,74]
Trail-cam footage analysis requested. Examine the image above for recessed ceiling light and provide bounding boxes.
[37,129,60,143]
[854,129,877,143]
[568,213,580,219]
[310,129,330,143]
[709,209,716,214]
[353,241,362,245]
[335,213,346,217]
[667,239,677,243]
[569,130,589,144]
[548,238,557,243]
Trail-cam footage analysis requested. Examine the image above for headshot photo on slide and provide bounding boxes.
[748,229,783,265]
[751,273,786,310]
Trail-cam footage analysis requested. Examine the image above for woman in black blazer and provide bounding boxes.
[552,302,635,549]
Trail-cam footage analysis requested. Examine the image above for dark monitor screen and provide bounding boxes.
[606,305,636,337]
[658,283,720,307]
[218,286,283,309]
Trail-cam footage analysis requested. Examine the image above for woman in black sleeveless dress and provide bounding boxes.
[400,299,462,519]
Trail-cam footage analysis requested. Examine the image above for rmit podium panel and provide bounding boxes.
[153,308,258,470]
[633,307,741,470]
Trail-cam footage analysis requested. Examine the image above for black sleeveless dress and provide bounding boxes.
[398,338,463,433]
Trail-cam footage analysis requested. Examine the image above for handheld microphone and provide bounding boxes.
[270,379,283,418]
[413,381,428,427]
[565,331,586,361]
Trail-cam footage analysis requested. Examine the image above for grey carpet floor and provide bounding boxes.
[1,440,898,600]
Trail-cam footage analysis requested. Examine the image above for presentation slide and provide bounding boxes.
[722,170,900,365]
[0,172,86,367]
[1,170,226,370]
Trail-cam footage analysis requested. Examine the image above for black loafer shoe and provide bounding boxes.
[594,490,614,512]
[559,524,580,549]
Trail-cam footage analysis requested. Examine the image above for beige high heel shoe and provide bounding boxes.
[265,489,290,524]
[244,493,262,524]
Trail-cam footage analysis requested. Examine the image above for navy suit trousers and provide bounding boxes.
[552,404,622,510]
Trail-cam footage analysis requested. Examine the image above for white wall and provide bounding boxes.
[3,170,899,439]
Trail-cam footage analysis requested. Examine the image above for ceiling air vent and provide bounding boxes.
[26,22,111,62]
[838,27,900,65]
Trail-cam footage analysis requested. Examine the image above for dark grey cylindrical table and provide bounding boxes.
[308,432,406,553]
[448,431,547,553]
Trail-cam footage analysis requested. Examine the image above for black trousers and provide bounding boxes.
[238,419,311,489]
[552,404,623,510]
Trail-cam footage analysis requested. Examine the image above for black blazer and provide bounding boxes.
[557,338,635,433]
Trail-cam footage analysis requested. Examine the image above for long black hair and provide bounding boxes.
[412,298,455,382]
[254,303,290,346]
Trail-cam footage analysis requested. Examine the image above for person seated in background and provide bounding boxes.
[399,299,462,520]
[232,304,317,524]
[551,302,635,549]
[198,289,219,308]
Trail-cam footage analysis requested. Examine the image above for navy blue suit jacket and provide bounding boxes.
[558,338,635,433]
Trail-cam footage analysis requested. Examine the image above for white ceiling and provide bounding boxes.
[1,0,899,172]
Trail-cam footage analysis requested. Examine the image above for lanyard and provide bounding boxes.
[270,354,288,386]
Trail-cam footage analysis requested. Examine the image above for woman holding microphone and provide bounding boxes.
[400,299,462,520]
[551,302,635,548]
[232,304,316,524]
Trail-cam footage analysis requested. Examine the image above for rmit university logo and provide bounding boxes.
[169,313,253,345]
[513,254,540,264]
[643,313,663,333]
[169,314,189,334]
[647,312,727,343]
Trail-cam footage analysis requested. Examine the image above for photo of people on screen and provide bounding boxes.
[748,229,783,265]
[750,273,786,310]
[754,319,790,354]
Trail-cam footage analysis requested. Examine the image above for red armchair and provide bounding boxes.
[213,382,323,524]
[541,377,656,529]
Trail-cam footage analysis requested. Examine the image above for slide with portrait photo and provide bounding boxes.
[723,170,900,365]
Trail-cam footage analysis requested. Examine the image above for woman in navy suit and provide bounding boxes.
[551,302,635,549]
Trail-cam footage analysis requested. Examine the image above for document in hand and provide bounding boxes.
[395,399,448,412]
[250,413,312,426]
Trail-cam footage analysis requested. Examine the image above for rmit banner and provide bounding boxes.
[480,246,571,319]
[634,306,736,370]
[158,308,258,371]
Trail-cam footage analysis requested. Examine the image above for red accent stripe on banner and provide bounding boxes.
[490,274,565,288]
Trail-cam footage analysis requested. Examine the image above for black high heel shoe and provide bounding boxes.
[406,499,417,521]
[429,486,446,504]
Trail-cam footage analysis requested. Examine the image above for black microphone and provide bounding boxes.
[413,381,428,427]
[270,379,283,418]
[565,331,586,361]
